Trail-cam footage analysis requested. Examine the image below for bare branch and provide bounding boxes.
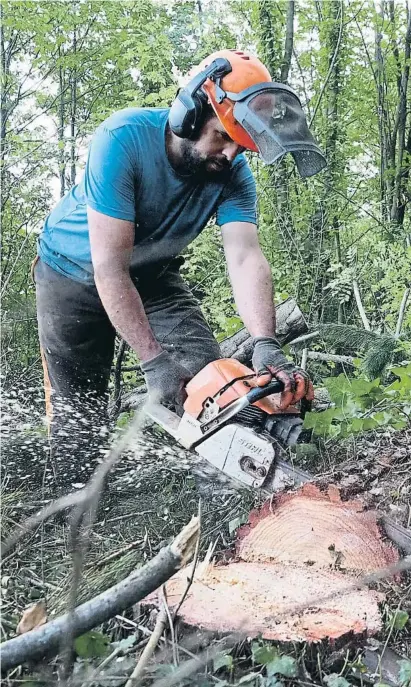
[353,280,371,330]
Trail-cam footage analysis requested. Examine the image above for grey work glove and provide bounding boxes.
[141,350,192,412]
[252,336,314,409]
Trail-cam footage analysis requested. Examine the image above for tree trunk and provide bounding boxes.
[58,46,66,198]
[70,24,77,188]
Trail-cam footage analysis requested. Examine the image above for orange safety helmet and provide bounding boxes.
[181,48,326,177]
[197,49,271,152]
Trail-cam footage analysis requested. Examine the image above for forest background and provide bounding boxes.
[1,0,411,436]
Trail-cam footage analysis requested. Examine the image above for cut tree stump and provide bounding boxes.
[145,485,399,643]
[237,484,399,573]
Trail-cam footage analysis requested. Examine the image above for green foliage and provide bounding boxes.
[2,0,411,398]
[74,630,110,658]
[399,660,411,686]
[251,642,297,680]
[266,655,297,678]
[324,676,351,687]
[386,609,409,631]
[304,364,411,439]
[213,651,234,673]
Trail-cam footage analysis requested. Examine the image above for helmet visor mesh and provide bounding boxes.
[233,89,327,177]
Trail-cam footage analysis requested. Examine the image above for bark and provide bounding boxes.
[375,2,411,228]
[257,1,295,246]
[220,297,308,361]
[281,0,294,83]
[58,46,66,198]
[70,23,77,188]
[390,8,411,225]
[0,518,199,673]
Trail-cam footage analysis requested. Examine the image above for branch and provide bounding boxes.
[309,3,344,126]
[395,287,410,338]
[307,351,355,365]
[353,280,371,331]
[0,518,199,673]
[125,605,168,687]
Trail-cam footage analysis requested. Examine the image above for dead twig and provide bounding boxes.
[2,490,87,556]
[353,280,371,331]
[395,287,410,338]
[91,539,143,570]
[125,605,168,687]
[161,586,178,666]
[173,499,202,620]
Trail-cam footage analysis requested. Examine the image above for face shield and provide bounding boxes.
[220,83,327,177]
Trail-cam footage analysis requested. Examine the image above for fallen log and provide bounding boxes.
[220,297,308,362]
[0,517,199,674]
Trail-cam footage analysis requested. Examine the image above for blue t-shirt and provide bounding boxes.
[38,108,257,283]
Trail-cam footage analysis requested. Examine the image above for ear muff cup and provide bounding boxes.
[168,57,232,139]
[168,87,208,139]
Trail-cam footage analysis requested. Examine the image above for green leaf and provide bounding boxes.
[266,655,297,678]
[324,675,351,687]
[213,651,233,672]
[74,630,110,658]
[390,610,409,630]
[251,641,279,665]
[399,660,411,686]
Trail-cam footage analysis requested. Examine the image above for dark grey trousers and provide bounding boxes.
[34,258,221,492]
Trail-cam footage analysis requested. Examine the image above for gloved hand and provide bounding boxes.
[252,336,314,409]
[141,349,192,411]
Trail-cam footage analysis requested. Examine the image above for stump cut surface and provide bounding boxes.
[237,484,398,573]
[157,561,383,642]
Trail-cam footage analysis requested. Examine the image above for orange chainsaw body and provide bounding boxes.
[183,359,298,418]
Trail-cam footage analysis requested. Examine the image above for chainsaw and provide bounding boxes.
[145,358,311,492]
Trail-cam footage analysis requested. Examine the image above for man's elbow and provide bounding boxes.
[93,260,129,286]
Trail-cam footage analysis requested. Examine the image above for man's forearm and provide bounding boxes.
[94,270,162,362]
[229,252,276,338]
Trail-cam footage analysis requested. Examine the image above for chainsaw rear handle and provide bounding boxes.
[246,380,284,404]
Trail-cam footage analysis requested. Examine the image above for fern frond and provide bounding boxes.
[362,336,399,379]
[318,324,381,350]
[316,325,398,378]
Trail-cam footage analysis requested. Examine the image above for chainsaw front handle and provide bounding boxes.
[246,380,284,404]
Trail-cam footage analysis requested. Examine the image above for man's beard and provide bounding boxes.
[179,140,231,178]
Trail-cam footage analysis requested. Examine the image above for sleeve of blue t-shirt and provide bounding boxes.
[84,123,138,222]
[216,156,257,227]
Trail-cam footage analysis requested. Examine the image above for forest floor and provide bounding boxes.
[2,419,410,686]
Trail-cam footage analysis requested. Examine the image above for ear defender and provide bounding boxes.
[168,57,232,139]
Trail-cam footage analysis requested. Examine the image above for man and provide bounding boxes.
[34,49,325,490]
